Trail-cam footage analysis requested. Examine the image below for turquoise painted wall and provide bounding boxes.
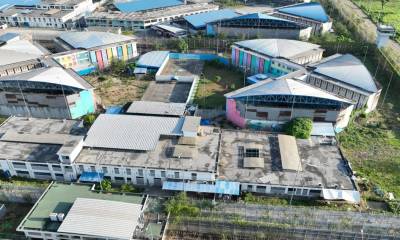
[69,90,96,119]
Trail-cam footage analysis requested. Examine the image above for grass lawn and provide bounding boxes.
[84,73,149,107]
[354,0,400,42]
[0,203,33,238]
[194,63,244,109]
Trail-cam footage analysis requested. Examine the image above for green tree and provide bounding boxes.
[284,118,313,139]
[177,38,189,53]
[100,179,112,191]
[110,59,126,75]
[120,183,135,192]
[82,113,97,127]
[165,192,199,217]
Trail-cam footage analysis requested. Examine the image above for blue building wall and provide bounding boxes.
[69,90,96,119]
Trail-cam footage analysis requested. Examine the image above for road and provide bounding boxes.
[327,0,400,69]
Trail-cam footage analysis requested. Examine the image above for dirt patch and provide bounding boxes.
[84,74,150,107]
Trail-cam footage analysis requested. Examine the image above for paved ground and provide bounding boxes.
[141,81,192,103]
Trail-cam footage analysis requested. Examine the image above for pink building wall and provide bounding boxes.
[226,99,246,128]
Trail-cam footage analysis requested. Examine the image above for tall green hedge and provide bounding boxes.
[284,118,313,139]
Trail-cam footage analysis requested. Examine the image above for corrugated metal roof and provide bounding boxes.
[184,9,239,29]
[234,12,292,22]
[84,114,184,151]
[0,38,45,66]
[277,2,330,23]
[136,51,169,69]
[114,0,183,13]
[57,198,142,239]
[0,32,19,42]
[312,54,378,93]
[58,31,135,49]
[126,101,186,116]
[278,134,302,171]
[162,180,240,195]
[0,67,93,90]
[154,24,186,34]
[225,78,352,104]
[0,0,40,7]
[234,39,321,59]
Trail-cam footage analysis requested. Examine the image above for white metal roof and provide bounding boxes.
[57,198,142,240]
[234,39,321,59]
[154,24,186,34]
[136,51,169,68]
[126,101,186,116]
[278,134,302,171]
[0,39,45,66]
[58,31,135,49]
[0,67,92,90]
[312,54,378,93]
[84,114,184,151]
[322,189,360,203]
[225,78,352,104]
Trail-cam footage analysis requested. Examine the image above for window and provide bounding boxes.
[256,186,266,193]
[279,111,291,117]
[245,148,259,158]
[149,170,155,176]
[52,165,62,171]
[174,172,180,179]
[31,164,49,171]
[90,166,96,172]
[247,185,253,191]
[137,169,143,176]
[256,112,268,118]
[191,173,197,180]
[79,165,84,172]
[114,168,120,174]
[315,109,327,114]
[12,162,27,169]
[126,168,131,175]
[102,167,108,174]
[161,171,166,177]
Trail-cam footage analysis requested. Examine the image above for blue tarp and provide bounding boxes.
[114,0,182,13]
[79,172,104,182]
[162,180,240,195]
[106,106,123,114]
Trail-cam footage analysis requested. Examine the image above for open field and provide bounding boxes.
[353,0,400,42]
[0,203,32,239]
[194,63,244,109]
[84,73,149,107]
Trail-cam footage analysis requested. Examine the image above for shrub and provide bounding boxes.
[100,179,112,192]
[285,118,313,139]
[82,114,97,127]
[165,192,199,217]
[120,183,135,192]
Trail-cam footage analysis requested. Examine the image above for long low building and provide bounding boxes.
[306,54,381,113]
[52,31,138,74]
[17,182,146,240]
[0,115,359,203]
[225,75,354,131]
[206,12,312,40]
[273,2,333,35]
[86,3,219,31]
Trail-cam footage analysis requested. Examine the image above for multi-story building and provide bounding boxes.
[0,33,47,77]
[86,3,218,31]
[0,117,86,181]
[218,130,359,202]
[76,114,219,186]
[206,12,312,40]
[231,39,324,77]
[225,74,354,130]
[306,54,381,113]
[52,31,138,74]
[17,182,146,240]
[273,2,333,35]
[0,0,98,29]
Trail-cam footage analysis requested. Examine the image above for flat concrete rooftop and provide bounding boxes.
[141,81,191,103]
[218,130,354,190]
[75,126,219,172]
[0,117,85,162]
[18,183,144,232]
[160,59,204,77]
